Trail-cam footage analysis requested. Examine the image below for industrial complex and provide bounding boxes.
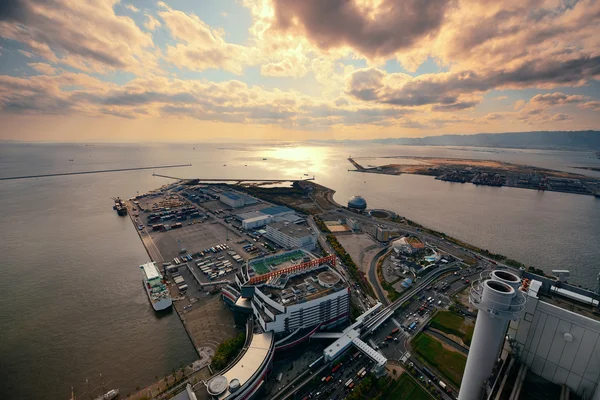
[118,180,600,400]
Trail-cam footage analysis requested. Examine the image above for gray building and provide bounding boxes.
[508,281,600,398]
[265,222,317,250]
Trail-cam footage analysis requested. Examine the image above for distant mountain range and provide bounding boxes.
[320,131,600,150]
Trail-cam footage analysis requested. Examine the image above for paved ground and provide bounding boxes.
[179,294,240,355]
[335,233,383,275]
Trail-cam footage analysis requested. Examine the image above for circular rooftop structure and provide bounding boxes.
[207,376,229,396]
[229,378,241,393]
[348,195,367,210]
[318,270,341,287]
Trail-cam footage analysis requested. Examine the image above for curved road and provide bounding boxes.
[369,246,391,306]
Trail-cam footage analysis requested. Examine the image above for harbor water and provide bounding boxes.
[0,142,599,399]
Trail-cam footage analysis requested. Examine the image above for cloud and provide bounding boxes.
[550,113,571,121]
[269,0,452,60]
[0,72,415,128]
[125,4,139,12]
[0,0,155,73]
[160,7,253,74]
[261,58,308,77]
[345,55,600,109]
[494,96,508,101]
[484,113,505,121]
[145,14,161,31]
[28,62,58,75]
[433,0,600,73]
[530,92,587,106]
[514,100,526,110]
[580,101,600,111]
[432,101,479,112]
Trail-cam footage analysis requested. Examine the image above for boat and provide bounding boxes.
[262,158,267,160]
[112,197,127,216]
[94,389,119,400]
[69,159,74,161]
[140,262,172,311]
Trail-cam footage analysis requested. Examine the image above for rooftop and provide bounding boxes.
[221,191,242,201]
[236,211,264,221]
[267,221,315,239]
[260,205,293,216]
[257,266,346,307]
[207,331,274,400]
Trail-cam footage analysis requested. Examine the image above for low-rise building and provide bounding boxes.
[375,225,392,242]
[220,192,245,208]
[242,215,273,230]
[346,218,360,230]
[265,221,317,250]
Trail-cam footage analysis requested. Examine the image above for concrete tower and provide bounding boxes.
[458,270,526,400]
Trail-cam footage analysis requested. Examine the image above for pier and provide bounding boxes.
[0,164,192,181]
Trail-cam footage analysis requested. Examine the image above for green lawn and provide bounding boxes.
[429,311,475,346]
[412,333,467,387]
[249,250,304,275]
[380,373,432,400]
[251,262,270,275]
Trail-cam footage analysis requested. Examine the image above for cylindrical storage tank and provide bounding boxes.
[459,280,515,400]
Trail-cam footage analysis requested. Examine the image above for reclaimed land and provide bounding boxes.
[412,332,467,388]
[347,156,600,196]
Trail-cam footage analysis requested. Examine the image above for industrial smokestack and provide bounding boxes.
[458,271,526,400]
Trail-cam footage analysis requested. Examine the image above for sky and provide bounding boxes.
[0,0,599,142]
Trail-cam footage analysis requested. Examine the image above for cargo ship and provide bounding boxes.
[112,197,127,216]
[140,262,172,311]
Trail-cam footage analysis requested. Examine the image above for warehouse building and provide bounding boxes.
[236,206,300,230]
[220,192,245,208]
[242,215,273,230]
[265,221,317,250]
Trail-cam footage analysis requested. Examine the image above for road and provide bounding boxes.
[127,203,164,263]
[368,246,391,306]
